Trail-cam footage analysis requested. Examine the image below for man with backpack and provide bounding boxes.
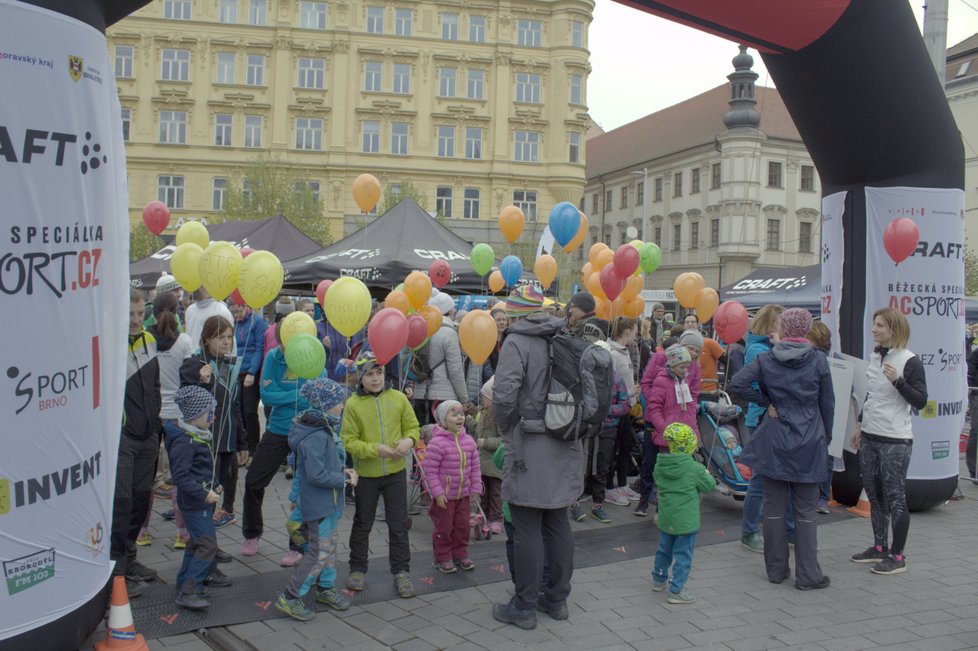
[410,292,470,422]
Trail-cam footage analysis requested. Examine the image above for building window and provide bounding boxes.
[297,57,325,89]
[391,122,409,155]
[114,45,133,78]
[467,69,484,99]
[246,54,265,86]
[366,6,384,33]
[654,226,662,245]
[436,187,453,217]
[515,72,540,103]
[212,178,227,210]
[120,108,131,141]
[513,190,537,221]
[710,218,719,247]
[591,193,599,215]
[571,20,584,48]
[673,223,682,250]
[242,179,252,204]
[636,182,644,205]
[388,183,402,203]
[441,13,458,40]
[691,168,700,193]
[800,165,815,191]
[395,8,412,35]
[163,0,191,20]
[620,187,628,209]
[438,67,457,97]
[295,117,323,150]
[690,222,699,249]
[364,61,382,91]
[569,132,580,164]
[157,175,184,208]
[392,63,410,94]
[300,1,327,29]
[767,161,783,188]
[605,189,612,210]
[799,221,813,253]
[215,114,232,146]
[514,130,539,162]
[464,188,480,219]
[244,115,262,148]
[216,52,235,83]
[569,74,584,105]
[362,120,380,153]
[249,0,266,25]
[158,110,187,144]
[294,180,321,209]
[711,162,721,189]
[673,171,683,197]
[219,0,236,23]
[654,177,663,201]
[437,126,455,157]
[161,48,190,81]
[517,19,542,47]
[766,219,781,250]
[465,127,482,159]
[469,15,486,42]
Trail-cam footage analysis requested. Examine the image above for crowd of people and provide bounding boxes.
[115,272,928,628]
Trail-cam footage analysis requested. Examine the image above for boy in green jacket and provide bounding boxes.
[652,422,716,605]
[341,351,421,598]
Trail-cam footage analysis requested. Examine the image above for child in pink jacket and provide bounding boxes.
[649,345,700,451]
[423,400,482,573]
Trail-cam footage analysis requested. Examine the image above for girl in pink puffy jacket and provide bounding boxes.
[649,345,701,451]
[423,400,482,573]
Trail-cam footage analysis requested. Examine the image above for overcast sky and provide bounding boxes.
[587,0,978,132]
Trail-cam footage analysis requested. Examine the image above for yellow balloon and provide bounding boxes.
[353,174,382,213]
[170,243,203,292]
[629,239,644,249]
[488,270,505,294]
[458,310,497,365]
[176,221,209,249]
[325,276,372,338]
[238,250,284,310]
[673,272,705,309]
[280,311,317,347]
[694,287,720,322]
[563,212,589,253]
[199,241,242,301]
[533,254,558,289]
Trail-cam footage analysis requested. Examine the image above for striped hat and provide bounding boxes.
[505,285,545,318]
[174,385,217,422]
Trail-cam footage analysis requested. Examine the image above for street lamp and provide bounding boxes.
[630,168,648,242]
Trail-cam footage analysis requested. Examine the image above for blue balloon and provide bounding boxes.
[548,201,582,247]
[500,255,523,287]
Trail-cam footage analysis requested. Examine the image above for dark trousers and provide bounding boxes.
[587,433,617,505]
[238,374,262,454]
[967,392,978,479]
[242,432,291,540]
[510,504,574,611]
[111,433,159,568]
[481,477,503,523]
[637,427,660,500]
[177,506,217,594]
[349,470,411,574]
[429,498,471,563]
[216,451,239,514]
[504,519,549,585]
[612,418,635,487]
[762,478,822,586]
[859,434,912,556]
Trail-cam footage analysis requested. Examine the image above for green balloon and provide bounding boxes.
[284,333,326,379]
[470,243,495,277]
[640,242,662,274]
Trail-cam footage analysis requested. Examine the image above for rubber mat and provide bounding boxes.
[132,508,853,639]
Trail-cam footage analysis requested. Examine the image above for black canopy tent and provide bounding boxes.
[719,264,821,311]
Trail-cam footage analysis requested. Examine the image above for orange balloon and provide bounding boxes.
[585,271,606,299]
[404,271,432,310]
[694,287,720,322]
[352,173,381,213]
[581,262,593,281]
[534,254,557,289]
[674,272,705,308]
[622,274,644,301]
[624,295,645,318]
[588,243,609,267]
[458,310,497,365]
[488,269,505,294]
[594,248,614,270]
[563,212,589,253]
[498,205,526,244]
[594,297,611,320]
[384,290,411,315]
[419,304,442,338]
[689,272,706,294]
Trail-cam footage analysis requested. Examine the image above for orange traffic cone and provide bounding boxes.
[827,487,843,507]
[95,576,149,651]
[846,488,872,518]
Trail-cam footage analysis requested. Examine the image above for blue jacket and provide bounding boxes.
[179,351,245,454]
[320,319,363,382]
[235,310,268,377]
[288,411,347,522]
[163,420,217,512]
[742,333,773,428]
[260,347,327,435]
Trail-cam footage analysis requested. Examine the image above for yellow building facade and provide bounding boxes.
[108,0,593,241]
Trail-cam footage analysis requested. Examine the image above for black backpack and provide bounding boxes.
[540,332,614,441]
[406,334,445,385]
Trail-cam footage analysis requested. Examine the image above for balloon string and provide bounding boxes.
[400,350,413,392]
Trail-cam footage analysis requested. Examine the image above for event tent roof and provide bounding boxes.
[719,264,821,310]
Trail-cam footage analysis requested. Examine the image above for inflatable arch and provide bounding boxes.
[0,0,964,648]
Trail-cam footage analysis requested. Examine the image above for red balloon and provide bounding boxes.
[612,244,640,278]
[367,308,409,366]
[599,264,627,302]
[714,301,749,345]
[316,279,333,307]
[240,246,255,258]
[142,200,170,235]
[883,217,920,265]
[229,289,246,306]
[406,314,428,349]
[429,259,452,289]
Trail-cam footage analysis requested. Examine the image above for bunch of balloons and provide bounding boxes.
[580,241,656,319]
[673,272,720,323]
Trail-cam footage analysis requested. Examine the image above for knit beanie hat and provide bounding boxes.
[275,297,295,316]
[652,302,665,312]
[300,377,348,412]
[174,385,217,422]
[665,344,692,368]
[663,422,697,455]
[567,291,596,316]
[354,350,379,382]
[779,308,814,339]
[480,375,495,403]
[156,273,180,294]
[679,329,704,349]
[434,400,462,427]
[505,285,545,318]
[431,292,455,315]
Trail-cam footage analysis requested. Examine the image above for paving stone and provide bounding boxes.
[391,638,438,651]
[863,627,923,645]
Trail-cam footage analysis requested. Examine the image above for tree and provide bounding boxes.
[219,155,331,246]
[966,244,978,296]
[353,179,429,231]
[130,222,163,261]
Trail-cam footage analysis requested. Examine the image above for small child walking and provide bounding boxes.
[275,378,357,621]
[423,400,482,572]
[651,422,716,605]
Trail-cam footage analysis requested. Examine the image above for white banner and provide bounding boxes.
[0,0,129,640]
[820,191,846,352]
[536,225,555,259]
[864,186,966,481]
[827,355,855,459]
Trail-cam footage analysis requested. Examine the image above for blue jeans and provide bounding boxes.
[177,506,217,594]
[653,531,697,593]
[742,475,795,535]
[818,456,834,503]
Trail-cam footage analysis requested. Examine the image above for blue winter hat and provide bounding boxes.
[300,377,349,412]
[174,385,216,422]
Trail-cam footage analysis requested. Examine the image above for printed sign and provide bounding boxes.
[820,191,846,352]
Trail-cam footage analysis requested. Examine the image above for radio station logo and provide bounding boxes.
[3,549,55,596]
[931,440,950,460]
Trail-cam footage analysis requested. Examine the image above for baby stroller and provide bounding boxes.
[407,425,434,516]
[696,391,752,499]
[470,502,491,541]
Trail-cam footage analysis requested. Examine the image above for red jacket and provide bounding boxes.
[647,365,700,450]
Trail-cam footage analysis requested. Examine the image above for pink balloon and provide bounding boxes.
[142,200,169,235]
[714,301,749,345]
[316,279,333,306]
[613,244,640,278]
[429,259,452,289]
[599,264,627,301]
[406,314,428,349]
[883,217,920,265]
[229,289,246,306]
[240,246,256,258]
[368,308,409,366]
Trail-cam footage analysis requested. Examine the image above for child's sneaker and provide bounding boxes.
[280,550,303,567]
[135,531,152,546]
[434,560,457,574]
[741,533,764,553]
[569,503,586,522]
[667,587,696,604]
[316,587,351,610]
[604,489,630,506]
[651,575,668,592]
[456,558,475,571]
[346,571,366,591]
[240,537,260,556]
[212,509,237,528]
[871,556,906,575]
[851,545,889,563]
[175,590,209,610]
[618,486,641,502]
[590,506,612,523]
[394,572,415,598]
[275,592,315,621]
[634,497,649,517]
[490,521,502,535]
[173,535,187,550]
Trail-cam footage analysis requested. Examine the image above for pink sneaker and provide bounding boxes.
[240,538,260,556]
[490,521,502,535]
[280,550,303,567]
